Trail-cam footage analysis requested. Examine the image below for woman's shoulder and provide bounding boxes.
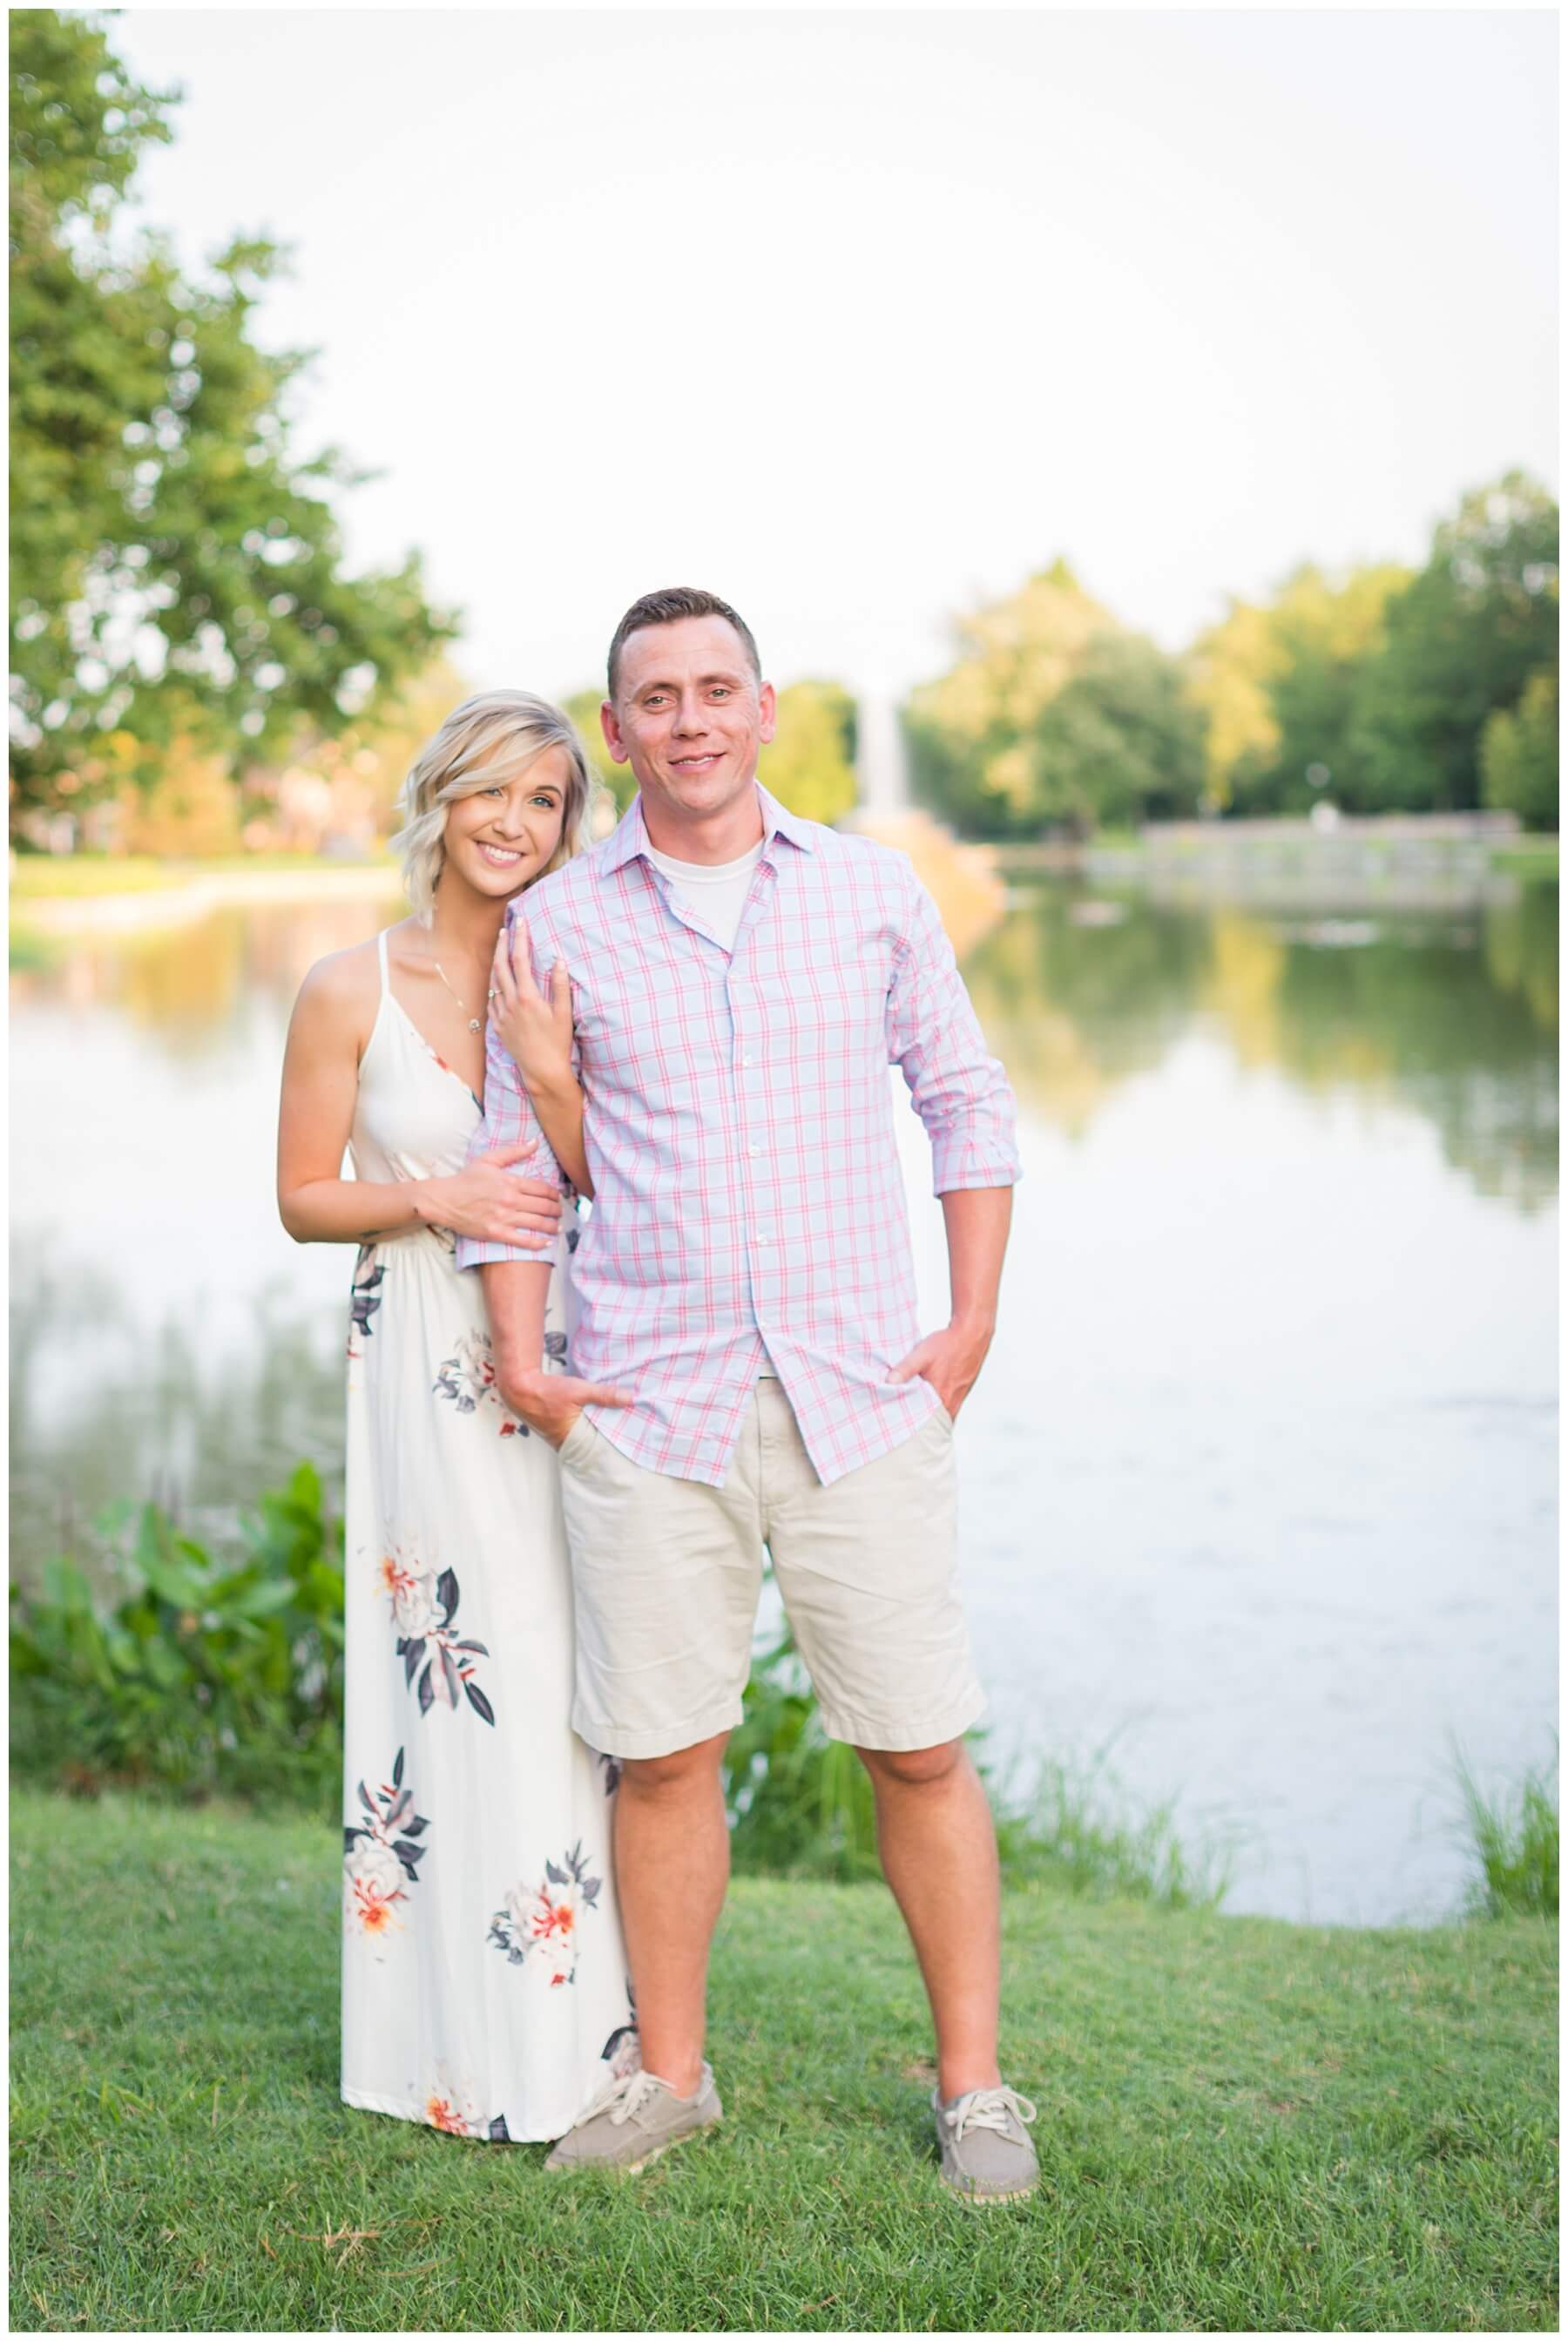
[292,929,389,1033]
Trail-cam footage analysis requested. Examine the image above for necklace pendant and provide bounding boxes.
[468,1016,482,1035]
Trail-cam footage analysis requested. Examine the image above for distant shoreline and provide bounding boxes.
[9,822,1556,939]
[10,856,403,935]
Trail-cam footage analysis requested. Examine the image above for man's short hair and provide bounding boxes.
[607,587,761,702]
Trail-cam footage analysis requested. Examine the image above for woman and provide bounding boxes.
[277,690,633,2146]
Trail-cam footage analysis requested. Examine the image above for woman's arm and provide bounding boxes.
[489,915,595,1199]
[276,951,564,1249]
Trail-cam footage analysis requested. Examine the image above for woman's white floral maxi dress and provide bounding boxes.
[340,928,632,2142]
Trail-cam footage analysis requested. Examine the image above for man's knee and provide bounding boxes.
[855,1737,966,1790]
[620,1729,729,1797]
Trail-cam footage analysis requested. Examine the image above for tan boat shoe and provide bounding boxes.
[933,2082,1040,2204]
[544,2062,723,2175]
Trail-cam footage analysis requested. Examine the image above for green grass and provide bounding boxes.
[10,855,177,898]
[10,1790,1556,2332]
[1490,838,1559,880]
[1451,1734,1559,1921]
[9,851,397,900]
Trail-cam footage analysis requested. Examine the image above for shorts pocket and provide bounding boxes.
[558,1411,597,1469]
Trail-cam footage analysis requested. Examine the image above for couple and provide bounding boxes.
[277,586,1035,2204]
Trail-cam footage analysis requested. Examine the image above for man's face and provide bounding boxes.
[602,615,775,823]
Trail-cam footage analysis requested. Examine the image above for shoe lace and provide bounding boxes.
[942,2084,1038,2141]
[603,2067,667,2128]
[566,2062,653,2128]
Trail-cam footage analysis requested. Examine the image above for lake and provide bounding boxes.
[10,856,1557,1925]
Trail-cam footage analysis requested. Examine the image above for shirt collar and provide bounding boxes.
[602,780,817,875]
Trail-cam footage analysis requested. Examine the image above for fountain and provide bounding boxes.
[845,687,1008,959]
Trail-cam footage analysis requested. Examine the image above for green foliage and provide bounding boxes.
[759,678,858,825]
[562,685,632,814]
[9,1463,345,1810]
[1243,562,1412,814]
[1348,471,1559,814]
[1182,595,1281,812]
[914,478,1558,836]
[1481,666,1559,832]
[13,1469,1225,1903]
[724,1629,882,1879]
[1450,1733,1558,1921]
[10,10,457,821]
[904,562,1205,839]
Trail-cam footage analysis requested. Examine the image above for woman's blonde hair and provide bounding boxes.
[392,689,598,920]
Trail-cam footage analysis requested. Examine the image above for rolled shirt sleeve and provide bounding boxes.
[454,898,568,1272]
[886,861,1023,1196]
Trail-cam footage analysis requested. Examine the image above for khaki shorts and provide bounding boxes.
[556,1378,986,1760]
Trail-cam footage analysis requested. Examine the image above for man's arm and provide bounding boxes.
[889,1187,1012,1420]
[885,865,1022,1419]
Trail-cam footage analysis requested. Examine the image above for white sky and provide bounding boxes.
[105,7,1558,703]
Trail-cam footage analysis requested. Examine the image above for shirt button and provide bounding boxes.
[747,1144,760,1158]
[741,1054,754,1068]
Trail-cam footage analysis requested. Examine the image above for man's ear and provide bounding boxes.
[757,680,777,748]
[600,697,631,766]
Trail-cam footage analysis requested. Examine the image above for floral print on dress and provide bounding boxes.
[376,1548,496,1724]
[433,1329,571,1437]
[343,1744,429,1945]
[600,1981,639,2076]
[488,1841,603,1987]
[433,1330,528,1438]
[348,1244,386,1361]
[418,2090,513,2143]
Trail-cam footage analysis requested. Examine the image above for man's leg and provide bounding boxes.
[613,1729,731,2098]
[855,1738,1000,2101]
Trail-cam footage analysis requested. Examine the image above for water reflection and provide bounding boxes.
[964,876,1558,1208]
[10,890,402,1060]
[10,1245,347,1584]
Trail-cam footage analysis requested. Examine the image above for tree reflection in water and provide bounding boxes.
[963,872,1558,1210]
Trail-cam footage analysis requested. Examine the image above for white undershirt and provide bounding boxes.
[644,839,765,955]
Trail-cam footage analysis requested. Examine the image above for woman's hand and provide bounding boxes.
[490,913,575,1100]
[416,1144,564,1248]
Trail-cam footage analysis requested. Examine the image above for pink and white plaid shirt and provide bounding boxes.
[457,782,1020,1487]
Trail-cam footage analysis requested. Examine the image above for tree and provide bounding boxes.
[904,561,1204,838]
[10,10,456,827]
[1252,562,1410,815]
[1348,472,1558,812]
[759,679,857,825]
[1481,668,1558,832]
[1183,597,1281,813]
[563,687,632,815]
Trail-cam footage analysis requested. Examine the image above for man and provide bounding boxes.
[458,587,1036,2204]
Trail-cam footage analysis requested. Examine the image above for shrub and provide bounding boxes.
[10,1464,345,1813]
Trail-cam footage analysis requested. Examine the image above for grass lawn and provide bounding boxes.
[10,1790,1556,2333]
[9,852,396,900]
[1490,839,1559,880]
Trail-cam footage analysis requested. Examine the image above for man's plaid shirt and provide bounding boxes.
[457,783,1021,1487]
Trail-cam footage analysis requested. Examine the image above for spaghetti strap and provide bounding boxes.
[376,926,390,998]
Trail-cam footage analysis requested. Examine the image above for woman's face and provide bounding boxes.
[440,745,571,901]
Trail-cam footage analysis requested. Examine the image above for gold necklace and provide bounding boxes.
[429,954,483,1036]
